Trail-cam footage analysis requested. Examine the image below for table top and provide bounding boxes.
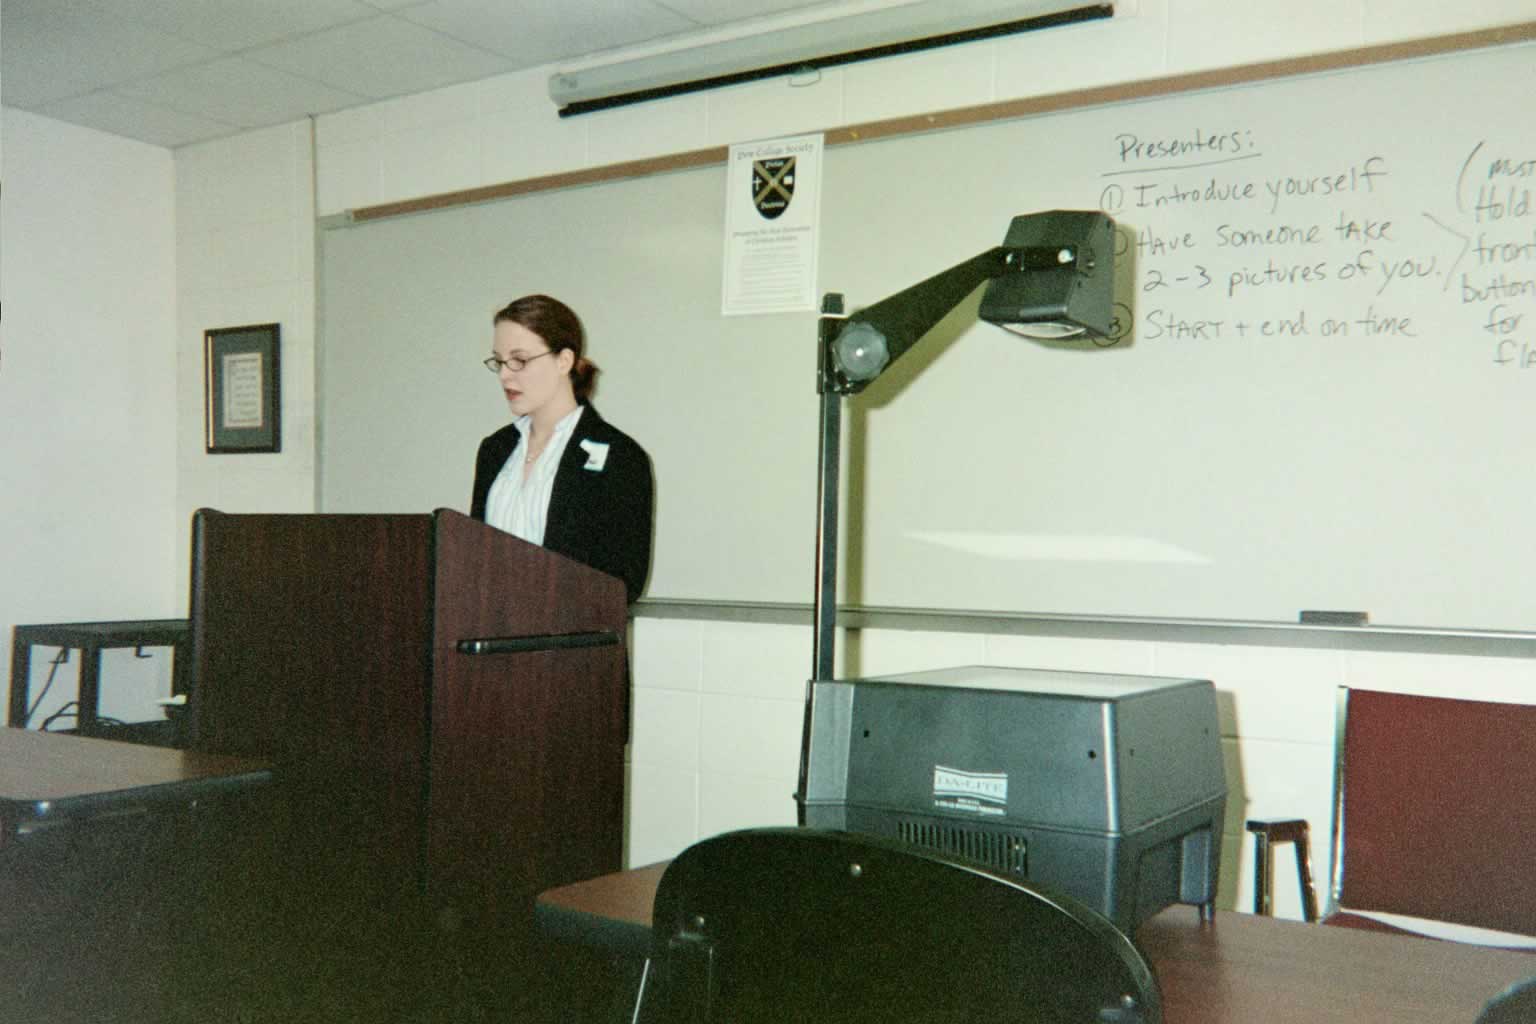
[11,618,190,648]
[0,726,270,829]
[536,862,1536,1024]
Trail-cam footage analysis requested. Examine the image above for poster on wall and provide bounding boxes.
[722,132,824,315]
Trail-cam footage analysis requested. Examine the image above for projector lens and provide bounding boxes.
[1004,321,1087,340]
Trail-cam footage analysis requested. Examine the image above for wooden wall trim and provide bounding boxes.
[342,21,1536,225]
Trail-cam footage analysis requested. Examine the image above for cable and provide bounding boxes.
[24,648,72,726]
[39,701,126,733]
[40,700,79,731]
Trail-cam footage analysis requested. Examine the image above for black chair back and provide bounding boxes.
[644,827,1160,1024]
[1477,976,1536,1023]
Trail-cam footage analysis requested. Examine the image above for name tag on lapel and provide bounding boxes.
[579,439,610,471]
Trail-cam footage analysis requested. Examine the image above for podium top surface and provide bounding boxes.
[842,665,1210,700]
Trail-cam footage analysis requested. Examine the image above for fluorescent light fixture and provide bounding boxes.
[549,1,1114,116]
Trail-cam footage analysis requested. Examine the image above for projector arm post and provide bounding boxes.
[807,248,1017,687]
[811,295,848,684]
[799,295,846,824]
[800,254,1013,819]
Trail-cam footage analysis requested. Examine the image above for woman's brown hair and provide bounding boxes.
[493,293,599,400]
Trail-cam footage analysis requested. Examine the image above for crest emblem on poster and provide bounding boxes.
[752,157,796,219]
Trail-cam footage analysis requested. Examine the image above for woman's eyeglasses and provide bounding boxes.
[483,350,556,373]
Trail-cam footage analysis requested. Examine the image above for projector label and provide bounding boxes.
[932,766,1008,816]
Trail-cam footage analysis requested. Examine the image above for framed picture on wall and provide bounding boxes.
[204,323,281,454]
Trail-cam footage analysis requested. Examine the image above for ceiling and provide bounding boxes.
[0,0,875,148]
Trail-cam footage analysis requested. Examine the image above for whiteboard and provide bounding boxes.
[320,41,1536,631]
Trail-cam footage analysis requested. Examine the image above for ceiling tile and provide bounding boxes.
[243,14,517,98]
[0,1,222,107]
[103,0,383,52]
[113,58,370,129]
[655,0,841,27]
[394,0,699,65]
[36,90,241,148]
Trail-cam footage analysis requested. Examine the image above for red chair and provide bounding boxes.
[1249,687,1536,943]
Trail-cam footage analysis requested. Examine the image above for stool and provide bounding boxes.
[1244,818,1319,921]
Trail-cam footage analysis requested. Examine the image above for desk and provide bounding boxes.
[2,728,274,1023]
[536,864,1535,1023]
[8,619,190,737]
[0,726,270,847]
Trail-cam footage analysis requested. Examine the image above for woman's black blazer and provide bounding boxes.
[470,404,654,603]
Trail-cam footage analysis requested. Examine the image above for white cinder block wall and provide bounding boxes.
[154,0,1536,924]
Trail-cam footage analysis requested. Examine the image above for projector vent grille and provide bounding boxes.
[896,819,1029,877]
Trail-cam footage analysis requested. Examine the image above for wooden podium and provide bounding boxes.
[187,508,629,929]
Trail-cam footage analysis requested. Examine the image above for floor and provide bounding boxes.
[2,801,625,1024]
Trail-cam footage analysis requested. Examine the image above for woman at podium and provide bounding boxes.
[470,294,653,603]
